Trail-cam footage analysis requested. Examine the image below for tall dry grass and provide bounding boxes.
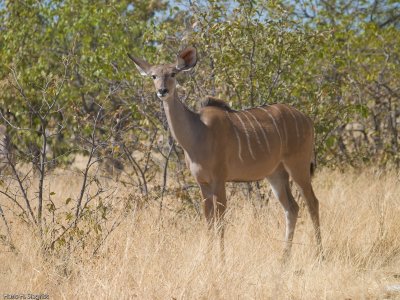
[0,168,400,299]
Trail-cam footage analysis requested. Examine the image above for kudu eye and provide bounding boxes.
[152,75,156,79]
[171,73,176,78]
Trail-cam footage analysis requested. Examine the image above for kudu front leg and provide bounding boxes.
[199,182,227,259]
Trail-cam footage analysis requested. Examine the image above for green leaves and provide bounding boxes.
[0,0,167,164]
[0,0,399,170]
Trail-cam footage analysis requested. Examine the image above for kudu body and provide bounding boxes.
[128,47,322,258]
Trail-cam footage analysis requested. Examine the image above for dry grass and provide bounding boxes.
[1,168,400,299]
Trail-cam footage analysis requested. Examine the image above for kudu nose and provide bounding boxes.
[158,88,169,97]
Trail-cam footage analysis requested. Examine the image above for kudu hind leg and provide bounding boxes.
[267,168,299,259]
[284,160,323,257]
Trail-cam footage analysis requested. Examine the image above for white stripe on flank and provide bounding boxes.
[226,112,243,162]
[287,108,300,138]
[241,111,262,145]
[292,107,307,136]
[259,106,283,153]
[232,112,256,160]
[270,105,288,149]
[244,110,271,154]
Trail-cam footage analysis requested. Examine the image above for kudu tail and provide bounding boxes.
[310,147,317,177]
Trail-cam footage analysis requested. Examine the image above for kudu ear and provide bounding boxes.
[175,46,197,72]
[127,53,152,76]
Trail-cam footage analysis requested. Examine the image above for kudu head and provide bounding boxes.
[128,46,197,100]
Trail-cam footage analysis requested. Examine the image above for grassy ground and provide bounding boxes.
[0,168,400,299]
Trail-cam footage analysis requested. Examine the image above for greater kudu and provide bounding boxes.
[128,46,322,258]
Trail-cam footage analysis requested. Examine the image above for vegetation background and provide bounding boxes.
[0,0,399,299]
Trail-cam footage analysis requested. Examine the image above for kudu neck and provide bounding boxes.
[162,91,204,152]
